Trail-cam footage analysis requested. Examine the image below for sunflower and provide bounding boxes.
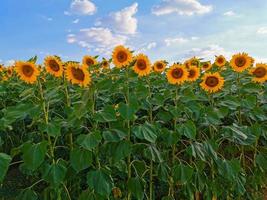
[184,59,191,68]
[44,56,63,77]
[0,65,3,72]
[187,66,200,82]
[249,63,267,83]
[66,63,91,87]
[101,59,110,69]
[153,60,166,73]
[6,66,14,77]
[112,45,133,68]
[166,64,188,85]
[215,55,227,67]
[200,72,224,93]
[230,53,253,72]
[133,54,151,77]
[82,55,97,68]
[201,61,212,71]
[15,61,40,84]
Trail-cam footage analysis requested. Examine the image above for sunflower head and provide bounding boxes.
[153,60,166,73]
[249,63,267,83]
[66,63,91,87]
[187,66,200,82]
[44,56,63,77]
[133,54,151,77]
[166,64,188,85]
[0,65,3,72]
[82,55,97,68]
[201,61,212,71]
[230,53,253,73]
[15,61,40,84]
[6,66,14,77]
[101,59,110,69]
[200,72,225,93]
[215,55,227,67]
[112,45,133,68]
[185,57,200,68]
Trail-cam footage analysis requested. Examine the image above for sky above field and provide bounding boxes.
[1,0,267,65]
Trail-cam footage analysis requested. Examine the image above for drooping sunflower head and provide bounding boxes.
[215,55,227,67]
[201,61,212,71]
[166,64,188,85]
[82,55,97,68]
[44,56,63,77]
[187,66,200,82]
[153,60,166,73]
[187,57,200,68]
[249,63,267,83]
[101,59,110,69]
[112,45,133,68]
[133,54,151,77]
[230,53,253,72]
[66,62,91,87]
[200,72,225,93]
[15,61,40,84]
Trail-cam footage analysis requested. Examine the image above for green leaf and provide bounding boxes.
[118,103,136,120]
[70,148,92,172]
[172,164,193,185]
[157,162,169,182]
[77,131,102,150]
[94,105,117,122]
[112,140,132,163]
[22,141,47,171]
[179,120,196,140]
[256,153,267,171]
[127,177,145,200]
[0,153,12,182]
[144,145,163,162]
[132,122,158,143]
[43,161,67,187]
[241,95,257,109]
[102,128,127,142]
[87,169,113,197]
[46,121,61,137]
[18,188,38,200]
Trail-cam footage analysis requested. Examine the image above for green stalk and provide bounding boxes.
[38,79,55,163]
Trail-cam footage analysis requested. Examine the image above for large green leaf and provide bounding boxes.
[132,122,158,143]
[0,153,12,182]
[127,177,145,200]
[111,140,132,163]
[70,147,93,172]
[77,131,102,150]
[172,164,194,185]
[94,105,117,122]
[42,161,67,187]
[87,169,113,197]
[118,103,136,120]
[179,120,196,140]
[22,141,47,171]
[18,188,38,200]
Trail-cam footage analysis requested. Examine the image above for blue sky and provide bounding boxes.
[1,0,267,65]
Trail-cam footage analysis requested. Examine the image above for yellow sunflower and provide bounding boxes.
[166,64,188,85]
[201,61,212,71]
[6,66,14,77]
[230,53,253,72]
[82,55,97,68]
[187,66,200,82]
[185,57,199,68]
[101,59,110,69]
[44,56,63,77]
[200,72,225,93]
[66,63,91,87]
[184,59,191,69]
[215,55,227,67]
[249,63,267,83]
[153,60,166,73]
[0,65,3,72]
[15,61,40,84]
[112,45,133,68]
[133,54,151,77]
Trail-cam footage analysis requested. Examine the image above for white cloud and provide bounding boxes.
[96,3,138,34]
[72,19,80,24]
[67,27,127,54]
[257,27,267,34]
[184,44,231,60]
[69,0,97,15]
[223,10,236,16]
[5,60,15,66]
[136,42,157,53]
[165,37,188,46]
[152,0,212,16]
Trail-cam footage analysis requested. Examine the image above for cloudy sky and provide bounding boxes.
[1,0,267,65]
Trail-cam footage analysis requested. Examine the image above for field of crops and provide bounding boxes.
[0,45,266,200]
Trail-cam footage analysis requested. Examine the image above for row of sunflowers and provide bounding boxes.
[0,45,266,200]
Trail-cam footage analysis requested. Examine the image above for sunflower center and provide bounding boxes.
[235,57,246,67]
[203,63,209,68]
[22,65,34,77]
[86,58,94,67]
[205,76,219,87]
[217,57,224,64]
[156,63,164,69]
[171,68,183,79]
[102,61,108,67]
[49,60,60,72]
[253,67,266,78]
[71,67,85,81]
[136,59,147,70]
[188,69,196,78]
[117,51,128,63]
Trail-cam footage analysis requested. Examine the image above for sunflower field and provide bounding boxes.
[0,45,266,200]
